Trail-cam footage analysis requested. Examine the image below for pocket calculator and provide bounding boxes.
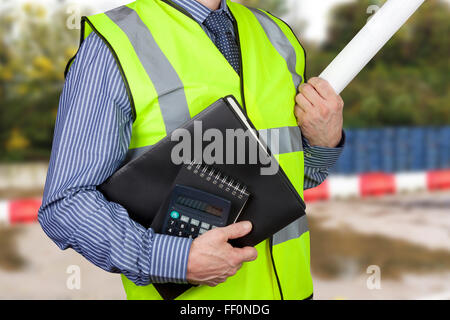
[162,185,232,239]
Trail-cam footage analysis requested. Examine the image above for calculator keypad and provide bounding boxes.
[165,214,218,239]
[200,222,210,229]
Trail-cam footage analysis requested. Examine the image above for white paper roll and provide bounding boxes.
[319,0,426,94]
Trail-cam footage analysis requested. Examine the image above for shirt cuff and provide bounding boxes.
[148,233,193,284]
[302,130,346,168]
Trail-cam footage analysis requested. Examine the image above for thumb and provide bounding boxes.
[221,221,252,240]
[232,246,258,263]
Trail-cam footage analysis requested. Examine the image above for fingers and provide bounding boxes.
[294,104,306,126]
[295,88,315,127]
[186,221,257,287]
[307,77,337,99]
[232,246,258,263]
[307,77,344,110]
[295,91,313,111]
[298,82,324,106]
[221,221,252,240]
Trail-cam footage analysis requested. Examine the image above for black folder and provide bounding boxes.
[98,95,306,248]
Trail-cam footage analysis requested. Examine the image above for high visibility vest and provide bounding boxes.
[67,0,313,300]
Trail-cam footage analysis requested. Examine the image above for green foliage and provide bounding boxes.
[307,0,450,128]
[0,3,82,162]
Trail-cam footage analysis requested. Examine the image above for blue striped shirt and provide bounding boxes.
[39,0,343,286]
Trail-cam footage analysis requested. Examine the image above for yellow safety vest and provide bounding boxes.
[68,0,313,300]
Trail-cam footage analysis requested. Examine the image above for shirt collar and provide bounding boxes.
[170,0,233,24]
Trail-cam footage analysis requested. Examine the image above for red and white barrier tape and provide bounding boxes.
[304,170,450,202]
[0,198,41,225]
[0,170,449,225]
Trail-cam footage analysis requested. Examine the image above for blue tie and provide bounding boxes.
[203,11,241,74]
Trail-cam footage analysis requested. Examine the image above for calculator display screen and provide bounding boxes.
[176,196,223,217]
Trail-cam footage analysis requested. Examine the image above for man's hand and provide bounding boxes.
[294,77,344,148]
[186,221,258,287]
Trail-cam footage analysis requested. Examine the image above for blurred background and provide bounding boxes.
[0,0,449,300]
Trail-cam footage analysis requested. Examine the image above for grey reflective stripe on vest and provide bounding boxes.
[248,7,302,89]
[105,6,191,134]
[273,214,309,246]
[259,126,303,155]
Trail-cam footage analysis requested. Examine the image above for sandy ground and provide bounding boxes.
[0,190,449,300]
[308,191,450,251]
[307,190,450,300]
[313,272,450,300]
[0,223,124,300]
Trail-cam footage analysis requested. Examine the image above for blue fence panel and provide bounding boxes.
[438,127,450,169]
[332,130,355,174]
[332,126,449,174]
[354,129,371,173]
[410,127,426,171]
[394,127,411,172]
[425,127,440,170]
[367,129,382,172]
[380,128,395,173]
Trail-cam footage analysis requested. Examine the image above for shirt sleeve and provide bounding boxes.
[303,131,346,190]
[38,32,192,286]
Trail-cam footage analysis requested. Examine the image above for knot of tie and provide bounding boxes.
[203,11,230,36]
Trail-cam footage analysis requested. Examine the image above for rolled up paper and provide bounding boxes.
[319,0,426,94]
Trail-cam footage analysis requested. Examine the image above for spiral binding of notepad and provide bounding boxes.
[186,160,250,200]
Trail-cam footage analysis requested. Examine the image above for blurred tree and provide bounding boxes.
[0,2,86,162]
[307,0,450,128]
